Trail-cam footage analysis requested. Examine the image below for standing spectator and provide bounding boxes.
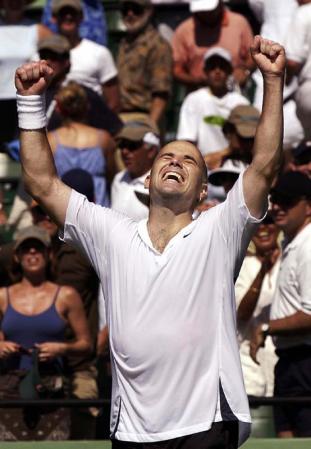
[117,0,173,126]
[251,171,311,437]
[42,0,108,46]
[111,121,160,220]
[177,47,249,163]
[0,0,52,144]
[235,213,280,397]
[47,82,116,207]
[249,0,303,150]
[52,0,119,113]
[172,0,254,90]
[286,0,311,140]
[0,226,91,440]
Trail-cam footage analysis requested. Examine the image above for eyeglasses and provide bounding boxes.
[270,193,304,210]
[119,139,143,151]
[121,2,145,16]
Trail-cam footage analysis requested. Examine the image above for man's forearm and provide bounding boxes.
[269,311,311,336]
[149,96,168,124]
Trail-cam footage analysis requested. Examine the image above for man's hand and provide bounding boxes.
[15,60,54,96]
[250,35,286,78]
[250,324,267,365]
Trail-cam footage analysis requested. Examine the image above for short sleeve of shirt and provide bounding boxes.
[97,46,118,84]
[177,93,199,142]
[148,37,172,94]
[60,189,122,275]
[285,7,309,63]
[217,171,266,279]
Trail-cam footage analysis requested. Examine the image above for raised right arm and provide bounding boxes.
[15,61,71,228]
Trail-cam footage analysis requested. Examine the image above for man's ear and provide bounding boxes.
[144,174,150,190]
[199,183,208,203]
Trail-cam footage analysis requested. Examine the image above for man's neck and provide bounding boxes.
[147,205,193,253]
[284,219,310,244]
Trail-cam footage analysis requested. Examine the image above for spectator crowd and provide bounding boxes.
[0,0,310,442]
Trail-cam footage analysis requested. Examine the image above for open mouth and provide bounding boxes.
[162,171,184,183]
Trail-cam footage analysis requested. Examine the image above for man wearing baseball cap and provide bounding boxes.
[172,0,254,90]
[111,121,160,220]
[177,46,249,166]
[251,171,311,437]
[117,0,172,126]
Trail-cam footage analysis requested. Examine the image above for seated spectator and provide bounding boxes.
[177,47,249,163]
[47,82,116,207]
[37,34,122,134]
[42,0,108,46]
[172,0,254,91]
[117,0,173,126]
[0,0,52,144]
[111,121,160,220]
[235,213,280,397]
[51,0,119,112]
[289,140,311,178]
[0,225,91,440]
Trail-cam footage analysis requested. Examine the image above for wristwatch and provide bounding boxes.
[261,323,270,337]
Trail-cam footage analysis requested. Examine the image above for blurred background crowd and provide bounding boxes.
[0,0,310,442]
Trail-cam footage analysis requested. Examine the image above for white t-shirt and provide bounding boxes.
[111,170,149,222]
[0,24,38,99]
[61,172,263,445]
[270,223,311,349]
[285,3,311,85]
[67,38,118,95]
[177,88,249,157]
[235,255,279,396]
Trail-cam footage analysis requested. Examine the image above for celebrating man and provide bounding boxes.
[15,36,284,448]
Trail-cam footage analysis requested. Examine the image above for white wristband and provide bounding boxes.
[16,94,47,130]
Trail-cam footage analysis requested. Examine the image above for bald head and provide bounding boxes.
[157,141,208,184]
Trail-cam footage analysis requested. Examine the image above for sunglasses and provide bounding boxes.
[270,193,304,210]
[262,214,275,225]
[121,3,145,16]
[39,50,68,61]
[119,139,143,151]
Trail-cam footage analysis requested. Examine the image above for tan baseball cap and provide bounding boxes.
[117,121,160,144]
[224,105,260,138]
[38,35,71,55]
[52,0,83,15]
[14,226,51,251]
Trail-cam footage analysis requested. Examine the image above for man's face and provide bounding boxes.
[55,6,82,37]
[204,57,231,93]
[121,2,152,34]
[270,194,311,238]
[39,50,70,86]
[225,126,254,164]
[119,139,156,178]
[146,141,207,210]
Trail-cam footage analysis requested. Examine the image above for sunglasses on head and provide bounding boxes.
[119,139,143,151]
[270,193,303,209]
[121,2,145,16]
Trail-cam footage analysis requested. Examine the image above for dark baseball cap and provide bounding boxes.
[38,35,71,55]
[224,105,260,138]
[14,226,51,251]
[52,0,83,15]
[270,171,311,201]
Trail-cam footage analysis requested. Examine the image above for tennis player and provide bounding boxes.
[15,35,285,449]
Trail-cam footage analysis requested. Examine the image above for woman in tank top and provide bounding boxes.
[0,225,91,441]
[48,81,117,207]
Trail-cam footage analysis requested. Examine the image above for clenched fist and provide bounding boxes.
[250,35,286,78]
[15,60,54,96]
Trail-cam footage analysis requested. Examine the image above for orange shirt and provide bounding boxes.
[172,9,254,79]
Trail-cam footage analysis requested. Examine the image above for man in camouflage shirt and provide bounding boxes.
[117,0,172,126]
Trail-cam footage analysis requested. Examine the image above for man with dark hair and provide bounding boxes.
[251,171,311,438]
[15,35,284,448]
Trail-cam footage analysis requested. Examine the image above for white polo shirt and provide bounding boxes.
[270,223,311,349]
[61,172,262,445]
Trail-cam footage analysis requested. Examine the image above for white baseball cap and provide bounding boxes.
[190,0,220,13]
[208,159,247,186]
[204,47,232,65]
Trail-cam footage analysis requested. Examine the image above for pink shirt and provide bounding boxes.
[172,9,254,79]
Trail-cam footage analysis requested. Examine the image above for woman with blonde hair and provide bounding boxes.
[48,81,116,206]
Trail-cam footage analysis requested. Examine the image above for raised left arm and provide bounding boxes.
[243,36,286,218]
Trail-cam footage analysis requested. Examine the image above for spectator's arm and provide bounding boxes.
[102,76,120,113]
[37,24,53,41]
[286,59,303,85]
[149,95,168,125]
